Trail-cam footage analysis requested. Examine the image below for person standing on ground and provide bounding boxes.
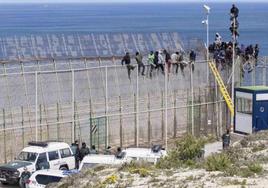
[135,52,145,76]
[71,140,80,169]
[163,49,171,73]
[19,167,31,188]
[222,129,231,149]
[79,142,90,161]
[121,52,135,80]
[148,51,155,78]
[189,50,196,72]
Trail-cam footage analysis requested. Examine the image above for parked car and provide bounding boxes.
[79,145,166,170]
[25,169,78,188]
[0,141,75,185]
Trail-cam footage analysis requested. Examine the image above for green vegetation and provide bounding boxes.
[156,134,205,169]
[120,161,152,177]
[205,153,231,171]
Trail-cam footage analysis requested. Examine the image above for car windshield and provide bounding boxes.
[17,151,37,162]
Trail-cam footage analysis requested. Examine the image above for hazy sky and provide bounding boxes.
[0,0,267,3]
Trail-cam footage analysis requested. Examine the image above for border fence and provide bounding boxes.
[0,32,265,163]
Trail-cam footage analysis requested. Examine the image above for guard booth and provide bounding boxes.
[234,86,268,134]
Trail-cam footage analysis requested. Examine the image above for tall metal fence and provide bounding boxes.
[0,55,237,163]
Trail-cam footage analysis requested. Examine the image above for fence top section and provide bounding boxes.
[0,32,204,62]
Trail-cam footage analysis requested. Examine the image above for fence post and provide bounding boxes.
[173,90,177,138]
[134,94,137,146]
[21,106,25,148]
[35,71,38,141]
[89,99,92,147]
[39,104,42,141]
[161,91,164,141]
[105,65,109,148]
[57,103,60,141]
[147,93,151,145]
[3,109,7,163]
[71,70,75,143]
[119,96,123,148]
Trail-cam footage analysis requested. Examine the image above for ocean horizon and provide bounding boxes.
[0,2,267,55]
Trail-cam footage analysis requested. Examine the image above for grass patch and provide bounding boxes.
[120,161,152,177]
[222,179,247,186]
[205,153,231,171]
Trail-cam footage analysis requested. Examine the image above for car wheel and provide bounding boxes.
[59,166,68,170]
[0,181,8,185]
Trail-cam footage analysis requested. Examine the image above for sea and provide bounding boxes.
[0,2,267,55]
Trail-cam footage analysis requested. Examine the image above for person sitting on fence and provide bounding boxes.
[178,51,187,77]
[163,49,172,73]
[121,52,135,80]
[254,44,259,62]
[171,51,180,74]
[214,33,222,48]
[230,4,239,20]
[80,142,90,161]
[148,51,156,78]
[135,52,145,76]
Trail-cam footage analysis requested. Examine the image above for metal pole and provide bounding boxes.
[35,71,38,141]
[191,64,194,135]
[105,66,109,147]
[136,64,139,147]
[206,13,209,83]
[72,70,75,143]
[231,17,236,130]
[164,62,168,149]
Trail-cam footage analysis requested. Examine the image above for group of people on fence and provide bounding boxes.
[209,4,260,72]
[121,49,196,80]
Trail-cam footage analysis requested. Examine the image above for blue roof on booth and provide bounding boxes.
[236,86,268,92]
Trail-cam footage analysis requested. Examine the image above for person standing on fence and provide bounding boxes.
[80,142,90,161]
[158,50,165,74]
[148,51,156,78]
[189,50,196,72]
[121,52,135,80]
[171,51,180,74]
[163,49,171,73]
[135,52,145,76]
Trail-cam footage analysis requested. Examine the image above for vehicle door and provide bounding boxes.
[48,150,61,170]
[35,153,49,171]
[60,148,75,170]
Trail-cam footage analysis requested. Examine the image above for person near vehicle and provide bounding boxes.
[163,49,171,73]
[121,52,135,80]
[90,145,98,154]
[222,129,231,149]
[189,50,196,72]
[171,51,180,74]
[19,167,31,188]
[104,146,112,155]
[79,142,90,161]
[135,52,145,76]
[148,51,156,78]
[71,140,80,169]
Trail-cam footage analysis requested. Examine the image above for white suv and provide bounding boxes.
[0,141,75,185]
[26,169,78,188]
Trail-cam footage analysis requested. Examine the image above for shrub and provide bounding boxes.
[175,134,205,161]
[103,174,118,184]
[205,153,231,171]
[247,163,263,174]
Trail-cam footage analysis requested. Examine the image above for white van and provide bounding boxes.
[0,141,75,185]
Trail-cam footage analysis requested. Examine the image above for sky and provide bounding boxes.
[0,0,267,3]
